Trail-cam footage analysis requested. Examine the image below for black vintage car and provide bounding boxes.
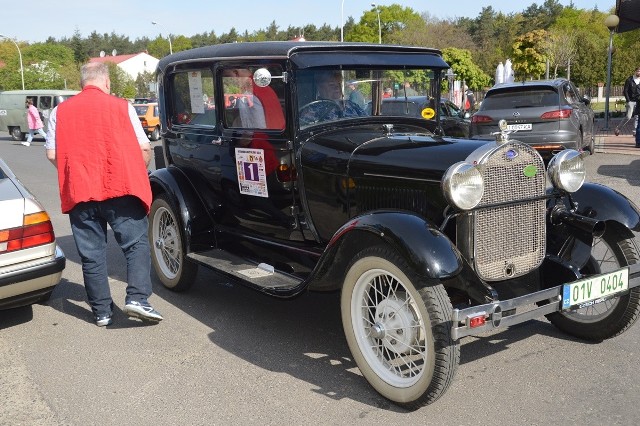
[150,42,640,409]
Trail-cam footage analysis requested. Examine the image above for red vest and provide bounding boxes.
[55,86,152,214]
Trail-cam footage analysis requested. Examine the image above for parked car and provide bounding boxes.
[377,96,470,137]
[0,158,65,309]
[469,78,595,159]
[149,42,640,409]
[133,102,161,141]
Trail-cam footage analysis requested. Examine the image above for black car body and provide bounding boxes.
[150,42,640,409]
[469,78,596,159]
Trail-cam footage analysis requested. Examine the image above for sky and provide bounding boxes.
[2,0,613,44]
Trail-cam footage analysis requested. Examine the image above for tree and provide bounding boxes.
[349,4,422,43]
[135,71,156,98]
[512,29,548,80]
[106,62,135,98]
[442,48,491,90]
[544,29,577,79]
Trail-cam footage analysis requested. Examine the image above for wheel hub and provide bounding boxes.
[371,293,418,355]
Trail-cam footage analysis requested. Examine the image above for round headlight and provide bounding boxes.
[547,149,585,193]
[442,162,484,210]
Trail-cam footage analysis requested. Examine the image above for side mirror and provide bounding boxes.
[582,95,591,105]
[253,68,288,88]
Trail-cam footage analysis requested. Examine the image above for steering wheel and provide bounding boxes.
[299,100,342,125]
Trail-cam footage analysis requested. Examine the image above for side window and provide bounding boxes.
[26,96,37,107]
[221,65,285,130]
[39,96,52,110]
[169,69,216,127]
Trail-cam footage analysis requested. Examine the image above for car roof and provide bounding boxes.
[157,41,448,73]
[488,78,569,92]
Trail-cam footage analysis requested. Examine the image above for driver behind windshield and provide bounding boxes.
[299,70,365,125]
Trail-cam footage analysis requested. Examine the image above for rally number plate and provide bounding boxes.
[562,268,629,309]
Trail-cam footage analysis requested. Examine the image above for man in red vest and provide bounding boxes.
[45,62,163,326]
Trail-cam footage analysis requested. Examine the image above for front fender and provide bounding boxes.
[149,166,216,251]
[308,210,463,291]
[545,182,640,284]
[571,182,640,235]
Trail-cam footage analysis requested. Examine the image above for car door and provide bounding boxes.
[217,63,298,244]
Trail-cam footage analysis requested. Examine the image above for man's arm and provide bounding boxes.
[127,104,152,167]
[45,107,57,168]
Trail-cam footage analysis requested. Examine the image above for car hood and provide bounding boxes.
[300,124,490,182]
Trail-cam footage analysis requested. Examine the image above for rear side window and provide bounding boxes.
[39,96,52,109]
[481,88,559,109]
[169,69,216,128]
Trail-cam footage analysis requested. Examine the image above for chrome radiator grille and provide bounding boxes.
[473,142,546,281]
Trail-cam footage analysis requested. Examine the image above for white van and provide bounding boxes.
[0,90,79,141]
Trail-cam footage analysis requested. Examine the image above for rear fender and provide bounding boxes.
[149,167,217,251]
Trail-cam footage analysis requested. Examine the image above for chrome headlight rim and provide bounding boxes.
[442,161,484,210]
[547,149,585,193]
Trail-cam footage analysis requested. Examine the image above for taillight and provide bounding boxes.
[541,108,573,119]
[471,115,493,123]
[0,210,55,254]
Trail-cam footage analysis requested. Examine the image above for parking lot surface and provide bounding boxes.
[1,135,639,425]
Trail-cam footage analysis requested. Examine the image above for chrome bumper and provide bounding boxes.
[451,262,640,340]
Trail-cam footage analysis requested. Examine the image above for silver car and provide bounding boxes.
[469,78,595,159]
[0,158,65,309]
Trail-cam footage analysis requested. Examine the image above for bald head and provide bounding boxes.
[81,62,111,93]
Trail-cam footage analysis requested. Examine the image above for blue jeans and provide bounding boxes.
[27,127,47,143]
[69,196,152,317]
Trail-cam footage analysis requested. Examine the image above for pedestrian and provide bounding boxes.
[45,62,163,326]
[464,85,476,111]
[402,81,418,96]
[347,81,366,108]
[23,98,47,147]
[623,66,640,145]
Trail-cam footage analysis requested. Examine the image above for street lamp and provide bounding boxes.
[603,14,619,131]
[341,0,345,42]
[0,34,25,90]
[151,21,173,55]
[371,3,382,44]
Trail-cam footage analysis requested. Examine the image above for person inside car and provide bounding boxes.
[299,70,366,125]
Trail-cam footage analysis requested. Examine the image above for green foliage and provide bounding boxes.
[106,62,135,98]
[2,1,636,93]
[442,48,491,90]
[512,29,548,80]
[135,71,156,97]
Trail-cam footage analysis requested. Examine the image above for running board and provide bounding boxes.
[187,249,303,295]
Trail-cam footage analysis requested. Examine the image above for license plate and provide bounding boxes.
[506,123,532,131]
[562,268,629,309]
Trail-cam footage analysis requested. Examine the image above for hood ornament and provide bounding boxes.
[493,119,510,144]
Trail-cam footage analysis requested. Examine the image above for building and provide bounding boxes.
[88,51,159,80]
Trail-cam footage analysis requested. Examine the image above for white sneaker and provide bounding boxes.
[21,142,30,147]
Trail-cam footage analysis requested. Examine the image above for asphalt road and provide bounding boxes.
[1,135,639,425]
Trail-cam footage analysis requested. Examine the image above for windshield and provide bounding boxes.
[296,68,440,128]
[481,88,559,110]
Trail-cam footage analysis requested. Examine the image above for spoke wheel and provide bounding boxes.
[341,246,458,409]
[546,228,640,340]
[149,194,197,291]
